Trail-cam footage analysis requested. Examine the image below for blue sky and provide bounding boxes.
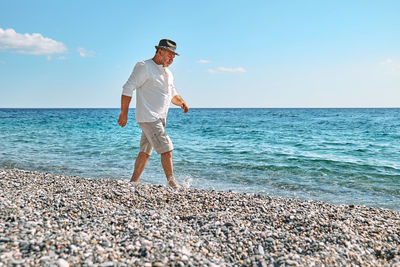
[0,0,399,108]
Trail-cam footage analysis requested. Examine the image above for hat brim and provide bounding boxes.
[155,46,179,56]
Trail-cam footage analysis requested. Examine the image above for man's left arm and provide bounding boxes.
[172,95,189,113]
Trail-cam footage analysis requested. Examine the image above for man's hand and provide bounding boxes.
[181,102,189,113]
[118,95,132,128]
[118,112,128,127]
[172,95,189,113]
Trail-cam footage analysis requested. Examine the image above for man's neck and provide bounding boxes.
[152,56,164,67]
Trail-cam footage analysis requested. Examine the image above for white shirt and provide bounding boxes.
[122,59,178,122]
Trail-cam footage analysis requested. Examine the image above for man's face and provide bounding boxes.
[159,49,175,67]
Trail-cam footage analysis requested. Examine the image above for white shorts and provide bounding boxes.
[138,118,173,155]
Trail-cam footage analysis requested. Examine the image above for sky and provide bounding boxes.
[0,0,399,108]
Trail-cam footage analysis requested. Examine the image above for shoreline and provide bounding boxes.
[1,169,399,266]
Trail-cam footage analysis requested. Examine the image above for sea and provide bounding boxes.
[0,108,399,211]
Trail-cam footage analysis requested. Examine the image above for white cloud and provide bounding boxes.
[57,56,67,60]
[380,58,393,65]
[208,66,246,73]
[0,59,5,64]
[219,67,246,73]
[0,28,67,55]
[379,58,400,74]
[77,47,95,57]
[198,59,211,64]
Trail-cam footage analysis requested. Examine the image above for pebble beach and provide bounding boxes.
[0,169,399,266]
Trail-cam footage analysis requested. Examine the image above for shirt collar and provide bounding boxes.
[151,59,166,71]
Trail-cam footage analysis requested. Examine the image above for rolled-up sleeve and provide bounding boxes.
[170,84,178,98]
[122,61,147,97]
[167,69,178,98]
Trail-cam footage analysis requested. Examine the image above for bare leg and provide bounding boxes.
[161,150,178,187]
[130,152,150,183]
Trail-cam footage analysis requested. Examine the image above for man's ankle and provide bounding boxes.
[167,176,179,187]
[130,177,139,183]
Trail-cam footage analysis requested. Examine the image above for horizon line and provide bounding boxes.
[1,107,399,109]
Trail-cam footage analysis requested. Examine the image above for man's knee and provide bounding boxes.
[139,151,150,158]
[161,150,172,158]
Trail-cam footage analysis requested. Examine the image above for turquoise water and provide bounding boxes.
[0,108,399,210]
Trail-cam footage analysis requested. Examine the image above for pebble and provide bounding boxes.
[258,245,265,255]
[0,168,399,266]
[56,259,69,267]
[99,262,114,267]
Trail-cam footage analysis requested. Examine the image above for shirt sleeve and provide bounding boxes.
[167,69,178,98]
[122,61,147,97]
[170,84,178,98]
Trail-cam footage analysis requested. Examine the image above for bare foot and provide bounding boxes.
[130,177,139,185]
[167,177,180,187]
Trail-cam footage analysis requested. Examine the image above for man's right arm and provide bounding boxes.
[118,61,147,127]
[117,95,132,127]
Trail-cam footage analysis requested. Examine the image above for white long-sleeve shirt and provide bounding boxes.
[122,59,178,122]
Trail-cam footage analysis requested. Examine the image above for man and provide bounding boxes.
[117,39,189,187]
